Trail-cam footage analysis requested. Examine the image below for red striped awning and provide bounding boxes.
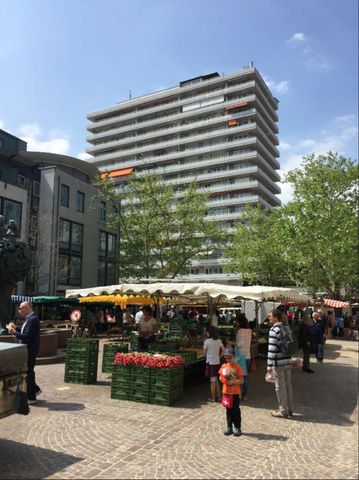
[324,299,350,308]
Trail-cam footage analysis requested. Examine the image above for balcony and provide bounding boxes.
[94,136,259,167]
[87,121,257,157]
[87,80,256,132]
[87,106,257,147]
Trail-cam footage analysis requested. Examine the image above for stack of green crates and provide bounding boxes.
[179,350,197,366]
[64,338,99,384]
[130,366,151,403]
[102,342,129,373]
[169,318,188,338]
[111,364,184,406]
[130,331,139,351]
[149,367,183,406]
[111,364,131,400]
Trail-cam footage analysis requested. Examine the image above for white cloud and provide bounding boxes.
[266,80,290,94]
[304,54,336,73]
[286,33,307,44]
[279,115,358,204]
[0,119,4,130]
[263,76,290,94]
[17,122,70,154]
[77,152,92,161]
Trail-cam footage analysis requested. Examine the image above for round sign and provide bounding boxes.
[70,309,81,322]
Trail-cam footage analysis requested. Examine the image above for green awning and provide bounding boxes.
[32,296,80,305]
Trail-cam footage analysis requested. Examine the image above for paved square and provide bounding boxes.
[0,339,357,479]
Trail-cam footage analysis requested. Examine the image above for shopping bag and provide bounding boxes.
[221,394,233,408]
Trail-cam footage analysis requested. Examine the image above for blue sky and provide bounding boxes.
[0,0,357,201]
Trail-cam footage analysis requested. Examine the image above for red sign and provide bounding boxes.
[70,309,81,322]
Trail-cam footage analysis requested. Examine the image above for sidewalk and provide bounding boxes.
[0,339,358,479]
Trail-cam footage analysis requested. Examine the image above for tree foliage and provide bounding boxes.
[284,152,358,299]
[98,174,225,280]
[226,152,359,299]
[225,206,294,286]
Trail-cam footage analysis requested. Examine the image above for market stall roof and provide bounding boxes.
[79,294,166,309]
[66,283,312,304]
[323,299,350,308]
[11,295,34,303]
[32,296,80,305]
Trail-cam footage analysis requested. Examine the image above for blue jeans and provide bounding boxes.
[242,359,250,396]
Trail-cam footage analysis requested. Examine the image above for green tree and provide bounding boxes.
[98,174,225,280]
[284,152,358,299]
[225,206,294,286]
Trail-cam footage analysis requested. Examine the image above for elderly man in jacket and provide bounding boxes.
[8,301,41,404]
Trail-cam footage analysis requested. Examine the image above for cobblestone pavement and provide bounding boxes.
[0,339,357,479]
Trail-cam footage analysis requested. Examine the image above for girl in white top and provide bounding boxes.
[203,326,225,402]
[235,314,252,399]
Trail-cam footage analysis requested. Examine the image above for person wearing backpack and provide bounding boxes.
[267,309,294,419]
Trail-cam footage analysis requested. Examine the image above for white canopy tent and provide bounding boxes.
[66,282,312,304]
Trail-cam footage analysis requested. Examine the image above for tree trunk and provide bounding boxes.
[0,282,14,333]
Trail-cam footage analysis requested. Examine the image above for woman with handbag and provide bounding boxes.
[219,348,244,436]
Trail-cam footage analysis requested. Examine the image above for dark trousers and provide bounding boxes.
[302,347,311,370]
[27,352,40,400]
[316,343,324,361]
[226,394,241,429]
[138,335,155,351]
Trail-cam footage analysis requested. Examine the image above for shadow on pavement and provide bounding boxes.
[242,432,288,441]
[35,400,85,411]
[245,352,358,427]
[0,438,82,479]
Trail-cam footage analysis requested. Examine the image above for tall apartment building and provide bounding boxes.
[86,65,281,284]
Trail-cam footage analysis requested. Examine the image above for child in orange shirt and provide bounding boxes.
[219,348,244,436]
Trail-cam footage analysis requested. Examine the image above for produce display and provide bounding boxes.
[111,352,184,405]
[102,342,129,373]
[114,352,185,368]
[64,338,99,384]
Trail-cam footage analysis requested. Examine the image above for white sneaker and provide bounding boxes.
[28,399,37,405]
[36,389,43,397]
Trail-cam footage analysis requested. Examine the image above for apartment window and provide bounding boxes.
[76,191,85,213]
[98,231,117,285]
[59,219,83,252]
[0,197,22,230]
[58,219,83,285]
[60,184,70,208]
[100,201,106,221]
[33,181,40,197]
[58,254,82,285]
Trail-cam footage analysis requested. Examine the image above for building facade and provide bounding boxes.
[0,129,116,295]
[86,65,281,283]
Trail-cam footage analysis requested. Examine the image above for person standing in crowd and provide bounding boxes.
[267,309,294,418]
[138,305,158,351]
[135,306,144,327]
[204,326,224,402]
[235,314,252,399]
[312,311,326,363]
[219,348,244,436]
[7,302,41,405]
[336,314,344,337]
[298,314,315,373]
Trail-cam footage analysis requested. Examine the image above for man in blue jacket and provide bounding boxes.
[8,301,41,404]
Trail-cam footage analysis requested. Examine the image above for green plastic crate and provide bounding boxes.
[111,389,130,400]
[148,386,183,405]
[102,343,129,373]
[130,387,149,403]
